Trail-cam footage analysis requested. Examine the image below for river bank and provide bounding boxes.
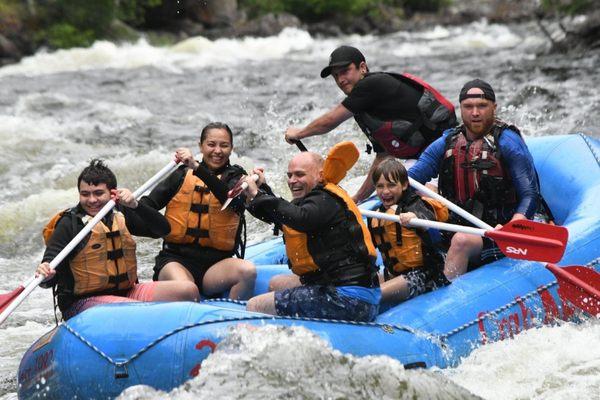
[1,0,599,66]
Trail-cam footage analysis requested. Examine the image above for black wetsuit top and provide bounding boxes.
[248,185,377,287]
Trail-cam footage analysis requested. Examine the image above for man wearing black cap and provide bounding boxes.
[284,45,456,203]
[409,79,551,280]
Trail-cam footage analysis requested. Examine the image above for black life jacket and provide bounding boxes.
[283,185,379,288]
[354,72,457,159]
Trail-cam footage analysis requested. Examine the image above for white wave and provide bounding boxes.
[117,325,480,400]
[391,20,541,58]
[0,20,544,78]
[0,28,316,77]
[443,320,600,400]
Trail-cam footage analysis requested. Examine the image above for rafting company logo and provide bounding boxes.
[477,287,575,344]
[189,339,217,377]
[505,246,528,255]
[511,223,533,231]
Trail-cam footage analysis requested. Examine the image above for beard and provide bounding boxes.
[464,118,494,137]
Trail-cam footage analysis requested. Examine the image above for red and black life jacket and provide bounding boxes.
[439,122,550,227]
[354,72,457,159]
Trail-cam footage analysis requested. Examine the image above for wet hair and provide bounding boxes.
[200,122,233,145]
[77,159,117,191]
[371,158,408,186]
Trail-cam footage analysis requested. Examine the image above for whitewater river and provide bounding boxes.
[1,20,599,399]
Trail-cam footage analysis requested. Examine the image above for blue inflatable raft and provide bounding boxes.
[17,134,600,399]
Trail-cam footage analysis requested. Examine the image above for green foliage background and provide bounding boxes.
[1,0,597,51]
[240,0,450,20]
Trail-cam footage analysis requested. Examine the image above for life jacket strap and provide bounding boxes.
[185,227,210,239]
[190,204,209,213]
[194,185,210,193]
[105,230,121,239]
[107,248,124,260]
[107,273,130,284]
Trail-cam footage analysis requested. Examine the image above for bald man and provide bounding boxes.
[242,152,380,322]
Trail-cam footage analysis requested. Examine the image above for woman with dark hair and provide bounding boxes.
[141,122,256,300]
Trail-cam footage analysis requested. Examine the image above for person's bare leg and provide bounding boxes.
[202,258,257,300]
[157,261,196,282]
[444,233,484,280]
[268,274,301,291]
[246,292,276,315]
[380,275,410,303]
[151,281,199,301]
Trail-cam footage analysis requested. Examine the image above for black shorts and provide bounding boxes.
[468,237,505,272]
[153,244,230,294]
[441,232,505,272]
[392,267,450,300]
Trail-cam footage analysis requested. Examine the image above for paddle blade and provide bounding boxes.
[220,197,234,211]
[222,174,257,210]
[487,220,568,263]
[0,286,25,314]
[548,264,600,317]
[323,141,360,184]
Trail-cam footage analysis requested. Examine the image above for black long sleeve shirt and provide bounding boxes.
[247,185,342,233]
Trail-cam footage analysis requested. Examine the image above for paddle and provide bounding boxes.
[221,174,259,210]
[361,209,568,263]
[0,158,181,325]
[408,177,600,316]
[293,140,307,152]
[408,177,494,230]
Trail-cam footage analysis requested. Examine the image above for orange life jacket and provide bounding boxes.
[283,183,377,277]
[369,197,447,276]
[164,169,240,252]
[68,211,137,295]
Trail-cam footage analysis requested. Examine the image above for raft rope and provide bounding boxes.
[578,132,600,166]
[61,256,600,369]
[61,309,443,370]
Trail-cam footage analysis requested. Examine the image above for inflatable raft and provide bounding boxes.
[17,134,600,399]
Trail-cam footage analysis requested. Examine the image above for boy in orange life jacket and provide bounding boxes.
[241,151,380,322]
[35,159,199,320]
[368,158,450,304]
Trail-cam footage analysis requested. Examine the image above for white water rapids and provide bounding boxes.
[0,20,599,399]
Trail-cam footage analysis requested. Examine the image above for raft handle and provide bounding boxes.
[404,361,426,369]
[114,362,129,379]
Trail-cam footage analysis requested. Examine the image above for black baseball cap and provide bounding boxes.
[459,79,496,102]
[320,46,366,78]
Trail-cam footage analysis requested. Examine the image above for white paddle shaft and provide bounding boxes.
[408,177,493,230]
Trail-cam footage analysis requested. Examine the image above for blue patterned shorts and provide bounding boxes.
[274,285,379,322]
